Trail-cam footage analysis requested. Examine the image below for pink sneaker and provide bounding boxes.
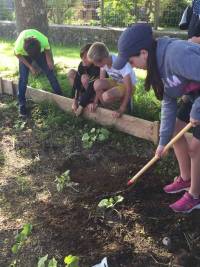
[163,176,190,194]
[170,192,200,213]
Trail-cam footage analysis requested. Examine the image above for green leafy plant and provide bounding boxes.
[14,120,27,130]
[55,170,79,192]
[37,254,58,267]
[11,223,32,254]
[55,170,70,192]
[9,259,17,267]
[82,127,110,148]
[98,195,124,209]
[64,255,79,267]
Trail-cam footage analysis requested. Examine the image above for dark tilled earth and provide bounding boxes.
[0,95,200,267]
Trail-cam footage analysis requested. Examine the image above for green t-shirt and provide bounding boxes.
[14,29,50,56]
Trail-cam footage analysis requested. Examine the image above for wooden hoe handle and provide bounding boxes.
[127,122,192,186]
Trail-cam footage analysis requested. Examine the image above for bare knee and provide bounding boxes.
[94,79,103,92]
[81,74,89,89]
[188,139,200,158]
[102,92,111,103]
[67,69,77,86]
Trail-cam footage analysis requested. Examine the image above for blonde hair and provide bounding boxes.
[87,42,109,63]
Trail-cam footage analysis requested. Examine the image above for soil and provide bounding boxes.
[0,95,200,267]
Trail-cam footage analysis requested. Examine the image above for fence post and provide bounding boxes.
[154,0,160,30]
[101,0,104,27]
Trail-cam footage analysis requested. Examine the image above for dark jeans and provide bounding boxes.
[18,52,62,107]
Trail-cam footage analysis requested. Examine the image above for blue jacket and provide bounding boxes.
[156,37,200,146]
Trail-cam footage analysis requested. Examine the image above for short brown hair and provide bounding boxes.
[87,42,109,63]
[80,43,92,58]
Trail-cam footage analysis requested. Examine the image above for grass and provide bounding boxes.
[0,38,161,120]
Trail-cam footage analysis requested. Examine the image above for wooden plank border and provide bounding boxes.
[1,79,14,96]
[1,79,160,144]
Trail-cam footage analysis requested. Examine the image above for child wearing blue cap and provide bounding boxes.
[114,23,200,213]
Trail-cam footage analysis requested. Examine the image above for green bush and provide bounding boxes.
[100,0,135,27]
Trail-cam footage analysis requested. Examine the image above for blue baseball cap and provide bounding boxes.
[113,23,153,69]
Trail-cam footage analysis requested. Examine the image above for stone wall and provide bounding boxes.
[0,21,17,39]
[0,21,187,46]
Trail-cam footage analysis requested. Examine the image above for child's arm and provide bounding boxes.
[93,69,106,104]
[73,63,83,97]
[44,49,54,70]
[100,69,106,79]
[15,53,38,75]
[188,36,200,44]
[71,64,83,112]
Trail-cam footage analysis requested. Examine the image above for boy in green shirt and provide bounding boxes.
[14,29,62,116]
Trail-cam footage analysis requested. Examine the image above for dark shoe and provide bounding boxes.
[54,90,63,96]
[19,105,27,117]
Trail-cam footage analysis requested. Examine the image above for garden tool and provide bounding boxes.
[127,122,192,186]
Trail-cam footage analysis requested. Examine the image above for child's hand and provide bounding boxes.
[46,58,54,70]
[112,107,125,118]
[112,110,122,118]
[188,36,200,44]
[190,117,200,127]
[30,66,39,76]
[155,145,168,158]
[88,103,97,112]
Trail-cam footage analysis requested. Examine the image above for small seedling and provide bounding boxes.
[9,259,17,267]
[11,223,32,254]
[0,151,5,166]
[16,176,29,194]
[14,120,27,130]
[64,255,79,267]
[55,170,70,192]
[55,170,79,192]
[82,127,110,148]
[37,254,58,267]
[98,195,124,209]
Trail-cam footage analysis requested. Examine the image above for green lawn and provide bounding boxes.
[0,38,161,121]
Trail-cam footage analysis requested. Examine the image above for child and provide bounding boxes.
[14,29,62,116]
[87,42,136,118]
[114,23,200,213]
[67,43,100,116]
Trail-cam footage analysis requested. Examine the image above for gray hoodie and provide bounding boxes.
[156,37,200,146]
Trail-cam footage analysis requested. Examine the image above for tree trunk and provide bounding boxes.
[14,0,49,35]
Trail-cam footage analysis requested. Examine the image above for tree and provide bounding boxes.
[14,0,49,35]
